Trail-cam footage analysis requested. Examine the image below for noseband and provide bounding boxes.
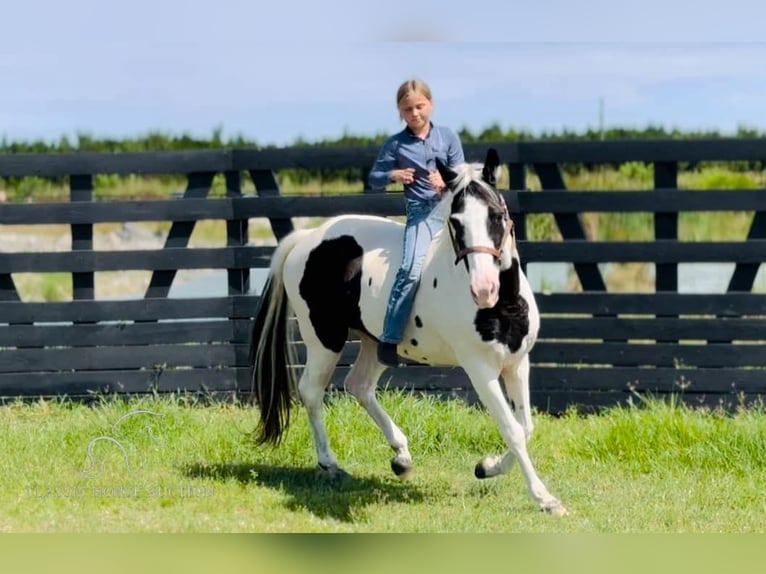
[453,217,514,265]
[451,191,515,267]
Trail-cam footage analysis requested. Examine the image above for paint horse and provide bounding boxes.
[249,148,567,515]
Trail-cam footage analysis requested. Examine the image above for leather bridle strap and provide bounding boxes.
[454,245,501,265]
[453,218,515,266]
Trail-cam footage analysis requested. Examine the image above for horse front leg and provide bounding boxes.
[345,336,413,478]
[459,356,567,516]
[502,354,534,441]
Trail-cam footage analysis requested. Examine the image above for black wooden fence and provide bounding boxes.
[1,140,764,410]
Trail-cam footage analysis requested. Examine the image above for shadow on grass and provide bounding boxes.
[183,462,424,523]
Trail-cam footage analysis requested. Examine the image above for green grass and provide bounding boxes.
[538,167,763,243]
[2,390,766,533]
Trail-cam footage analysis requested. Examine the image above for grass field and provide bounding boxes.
[3,390,766,533]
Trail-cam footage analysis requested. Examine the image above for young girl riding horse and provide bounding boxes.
[368,79,465,367]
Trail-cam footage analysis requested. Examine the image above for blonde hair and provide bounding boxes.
[396,79,433,107]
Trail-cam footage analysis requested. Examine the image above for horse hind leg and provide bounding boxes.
[459,356,567,516]
[297,339,346,479]
[344,335,413,478]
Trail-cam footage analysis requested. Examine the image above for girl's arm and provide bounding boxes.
[368,138,398,190]
[446,129,465,167]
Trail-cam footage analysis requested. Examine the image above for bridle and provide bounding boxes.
[453,217,514,266]
[449,188,515,268]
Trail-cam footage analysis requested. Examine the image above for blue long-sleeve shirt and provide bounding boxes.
[368,123,465,202]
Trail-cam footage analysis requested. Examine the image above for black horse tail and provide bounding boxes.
[249,229,311,445]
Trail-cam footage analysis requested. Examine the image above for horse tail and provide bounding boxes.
[249,228,311,446]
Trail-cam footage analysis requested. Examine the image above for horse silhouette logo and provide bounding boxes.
[81,410,166,479]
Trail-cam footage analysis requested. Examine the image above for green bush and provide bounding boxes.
[693,168,760,189]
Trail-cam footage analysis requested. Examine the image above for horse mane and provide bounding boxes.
[450,162,506,212]
[450,162,486,192]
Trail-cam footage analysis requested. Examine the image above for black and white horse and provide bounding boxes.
[249,148,567,515]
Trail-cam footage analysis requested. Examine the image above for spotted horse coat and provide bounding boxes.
[249,148,567,516]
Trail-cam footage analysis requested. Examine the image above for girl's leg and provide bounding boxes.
[379,209,440,365]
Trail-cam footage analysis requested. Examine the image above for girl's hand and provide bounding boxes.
[390,168,415,184]
[428,170,447,193]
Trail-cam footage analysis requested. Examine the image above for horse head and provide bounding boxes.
[436,148,516,309]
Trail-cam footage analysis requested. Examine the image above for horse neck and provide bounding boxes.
[506,239,522,295]
[431,224,467,282]
[506,254,521,296]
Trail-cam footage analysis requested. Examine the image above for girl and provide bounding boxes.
[368,79,465,366]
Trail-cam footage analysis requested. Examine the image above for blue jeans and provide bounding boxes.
[380,197,446,344]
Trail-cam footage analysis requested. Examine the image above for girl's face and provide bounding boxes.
[398,92,433,134]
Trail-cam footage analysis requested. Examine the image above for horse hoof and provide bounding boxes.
[317,464,351,481]
[474,456,500,479]
[541,501,569,517]
[391,456,413,479]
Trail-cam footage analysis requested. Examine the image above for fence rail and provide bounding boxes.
[1,139,765,409]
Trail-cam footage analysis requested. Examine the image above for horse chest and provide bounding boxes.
[421,261,533,343]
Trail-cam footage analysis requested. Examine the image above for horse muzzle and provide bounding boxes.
[471,282,499,309]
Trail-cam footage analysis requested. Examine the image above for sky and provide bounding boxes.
[3,0,766,147]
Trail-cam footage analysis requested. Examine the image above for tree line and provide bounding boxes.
[1,124,764,193]
[3,124,766,154]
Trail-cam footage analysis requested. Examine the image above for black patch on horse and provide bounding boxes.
[299,235,367,353]
[473,258,529,352]
[449,190,467,256]
[476,186,509,254]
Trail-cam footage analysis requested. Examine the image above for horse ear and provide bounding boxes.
[482,148,501,187]
[436,158,458,187]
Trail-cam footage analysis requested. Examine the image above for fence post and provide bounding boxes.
[143,172,215,300]
[225,170,250,295]
[654,161,678,344]
[533,162,606,291]
[508,162,527,273]
[70,174,94,302]
[249,170,294,241]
